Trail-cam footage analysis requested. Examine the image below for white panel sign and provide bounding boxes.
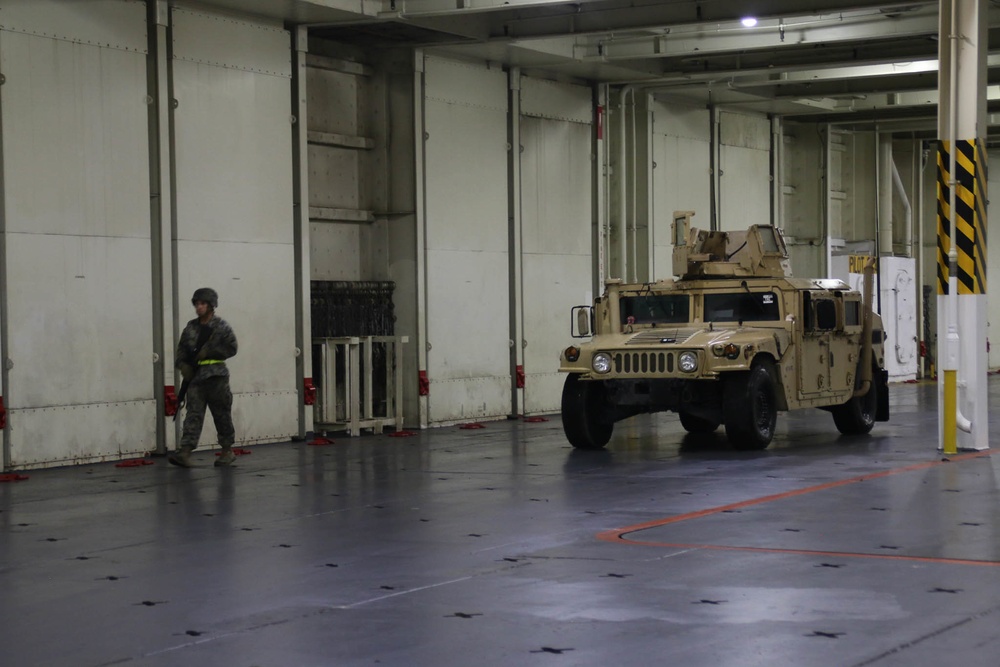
[423,58,510,422]
[0,10,153,467]
[172,12,297,444]
[519,115,592,414]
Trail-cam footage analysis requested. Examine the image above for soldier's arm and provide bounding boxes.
[203,322,238,360]
[176,323,196,366]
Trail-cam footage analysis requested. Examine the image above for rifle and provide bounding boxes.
[174,325,212,421]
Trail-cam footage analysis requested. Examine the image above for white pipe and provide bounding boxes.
[917,145,926,377]
[944,0,964,436]
[630,87,638,282]
[619,86,632,282]
[890,156,912,257]
[956,378,973,432]
[877,134,894,255]
[825,128,834,278]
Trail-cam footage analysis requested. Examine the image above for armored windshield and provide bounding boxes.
[620,295,690,325]
[704,292,780,323]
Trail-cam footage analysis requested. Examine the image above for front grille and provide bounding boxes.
[613,351,674,374]
[626,328,702,345]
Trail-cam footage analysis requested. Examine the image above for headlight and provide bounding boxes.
[678,351,698,373]
[592,352,612,374]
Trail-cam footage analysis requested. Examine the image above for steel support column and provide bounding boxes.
[937,0,989,452]
[413,49,429,429]
[507,67,524,417]
[147,0,175,456]
[291,26,312,439]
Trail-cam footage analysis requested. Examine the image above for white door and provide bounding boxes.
[422,56,511,423]
[519,78,593,415]
[171,8,298,444]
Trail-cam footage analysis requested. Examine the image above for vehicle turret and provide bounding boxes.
[671,211,791,279]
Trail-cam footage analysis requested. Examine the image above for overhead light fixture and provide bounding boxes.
[741,16,758,28]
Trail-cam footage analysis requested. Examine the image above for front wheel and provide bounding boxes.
[561,373,613,449]
[831,368,878,435]
[723,363,778,450]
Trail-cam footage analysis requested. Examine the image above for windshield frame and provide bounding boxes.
[619,294,691,326]
[703,290,782,324]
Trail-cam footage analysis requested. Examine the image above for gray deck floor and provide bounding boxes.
[1,378,999,667]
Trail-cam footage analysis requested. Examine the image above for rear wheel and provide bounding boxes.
[723,362,777,450]
[831,367,878,435]
[679,411,721,434]
[561,373,613,449]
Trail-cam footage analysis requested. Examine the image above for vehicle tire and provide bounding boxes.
[679,411,720,434]
[831,367,878,435]
[561,373,613,449]
[723,362,777,450]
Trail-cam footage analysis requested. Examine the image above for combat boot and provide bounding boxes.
[168,447,194,468]
[214,447,236,467]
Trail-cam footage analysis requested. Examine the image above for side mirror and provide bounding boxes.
[572,306,592,338]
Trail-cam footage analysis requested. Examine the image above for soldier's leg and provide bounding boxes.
[170,383,207,467]
[206,377,236,466]
[181,383,209,450]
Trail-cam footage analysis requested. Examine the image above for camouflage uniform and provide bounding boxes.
[177,315,238,451]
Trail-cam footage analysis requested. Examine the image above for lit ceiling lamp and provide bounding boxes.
[741,17,758,27]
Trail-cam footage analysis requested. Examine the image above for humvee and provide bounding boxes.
[559,211,889,450]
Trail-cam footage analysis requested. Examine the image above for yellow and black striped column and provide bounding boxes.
[937,139,988,296]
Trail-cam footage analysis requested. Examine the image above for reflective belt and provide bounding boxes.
[197,359,225,366]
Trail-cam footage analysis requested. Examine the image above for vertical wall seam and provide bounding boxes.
[0,26,9,470]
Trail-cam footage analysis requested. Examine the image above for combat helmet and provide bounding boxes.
[191,287,218,309]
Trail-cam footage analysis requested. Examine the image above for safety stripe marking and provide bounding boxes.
[936,144,950,294]
[937,140,986,295]
[974,138,988,292]
[597,450,998,567]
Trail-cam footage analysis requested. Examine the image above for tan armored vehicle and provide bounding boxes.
[559,212,889,450]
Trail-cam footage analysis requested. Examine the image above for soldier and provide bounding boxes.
[168,287,239,468]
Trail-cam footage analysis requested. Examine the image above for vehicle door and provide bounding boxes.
[828,294,862,395]
[798,291,837,396]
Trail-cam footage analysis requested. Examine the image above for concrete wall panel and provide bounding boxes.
[719,143,770,231]
[310,223,361,280]
[172,6,289,76]
[521,77,591,123]
[12,401,154,469]
[1,32,149,237]
[173,59,292,244]
[651,102,710,279]
[0,0,147,52]
[1,9,152,467]
[306,66,359,135]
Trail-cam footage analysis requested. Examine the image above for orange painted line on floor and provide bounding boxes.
[597,450,996,566]
[605,541,1000,568]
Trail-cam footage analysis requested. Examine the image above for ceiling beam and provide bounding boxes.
[571,7,939,61]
